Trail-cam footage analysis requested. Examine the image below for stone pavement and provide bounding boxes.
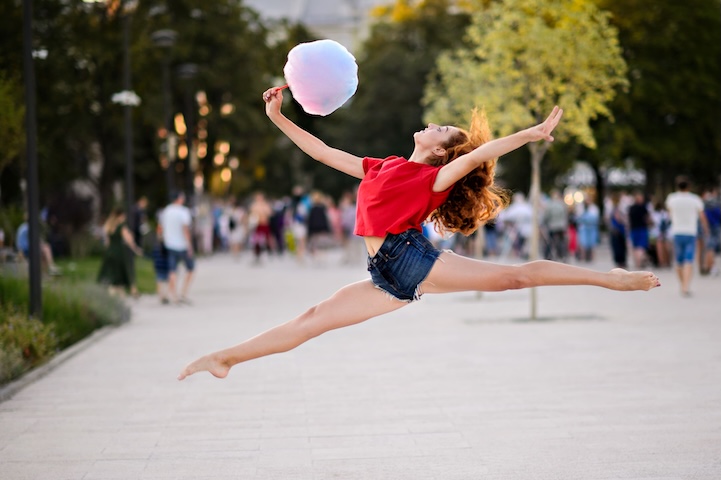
[1,248,720,480]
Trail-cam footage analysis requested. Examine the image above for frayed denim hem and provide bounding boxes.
[370,253,447,303]
[372,283,420,303]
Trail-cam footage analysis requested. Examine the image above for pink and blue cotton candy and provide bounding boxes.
[283,39,358,116]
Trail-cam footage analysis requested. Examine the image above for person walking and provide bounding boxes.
[650,200,671,268]
[151,220,170,305]
[700,188,720,276]
[628,191,651,268]
[576,198,600,263]
[542,189,569,262]
[160,192,195,304]
[178,87,659,381]
[607,192,628,269]
[306,190,332,256]
[249,191,274,264]
[97,207,143,297]
[665,176,708,297]
[502,192,533,259]
[130,196,149,248]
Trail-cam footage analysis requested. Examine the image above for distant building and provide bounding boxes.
[244,0,394,52]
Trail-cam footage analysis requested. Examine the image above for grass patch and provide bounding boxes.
[56,256,157,295]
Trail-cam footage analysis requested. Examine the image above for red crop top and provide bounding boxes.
[354,156,452,237]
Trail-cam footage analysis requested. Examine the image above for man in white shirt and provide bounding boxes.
[503,192,534,259]
[665,176,708,297]
[161,192,195,304]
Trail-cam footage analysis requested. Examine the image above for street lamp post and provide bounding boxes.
[176,63,198,208]
[85,0,139,225]
[151,29,178,200]
[22,0,42,318]
[119,5,137,230]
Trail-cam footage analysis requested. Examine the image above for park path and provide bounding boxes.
[1,248,720,479]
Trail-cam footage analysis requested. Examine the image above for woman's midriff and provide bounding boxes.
[363,235,386,257]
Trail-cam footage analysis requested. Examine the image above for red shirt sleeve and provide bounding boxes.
[362,157,385,174]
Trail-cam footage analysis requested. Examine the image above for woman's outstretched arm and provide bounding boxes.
[434,106,563,191]
[263,87,365,179]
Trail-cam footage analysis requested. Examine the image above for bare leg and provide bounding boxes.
[678,263,693,295]
[422,251,660,294]
[180,272,194,300]
[178,280,405,380]
[167,271,178,302]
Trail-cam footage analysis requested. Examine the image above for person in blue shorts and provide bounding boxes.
[152,222,170,304]
[627,191,650,268]
[665,176,709,296]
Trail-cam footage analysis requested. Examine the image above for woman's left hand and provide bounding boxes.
[529,106,563,142]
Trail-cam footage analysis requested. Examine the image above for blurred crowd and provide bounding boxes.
[2,182,719,299]
[164,186,365,266]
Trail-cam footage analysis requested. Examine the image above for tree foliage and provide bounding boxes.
[0,0,283,212]
[424,0,627,153]
[0,73,24,178]
[592,0,721,191]
[319,0,472,175]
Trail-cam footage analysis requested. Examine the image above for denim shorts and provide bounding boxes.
[367,229,441,302]
[673,235,696,264]
[167,248,195,272]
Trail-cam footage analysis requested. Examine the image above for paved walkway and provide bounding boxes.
[1,248,720,479]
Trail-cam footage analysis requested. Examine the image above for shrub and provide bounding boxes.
[0,271,130,384]
[0,308,58,383]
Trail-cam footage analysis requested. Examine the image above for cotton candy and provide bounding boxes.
[283,39,358,116]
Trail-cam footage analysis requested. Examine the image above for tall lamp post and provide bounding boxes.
[176,63,198,208]
[84,0,139,225]
[22,0,42,318]
[151,29,178,200]
[112,1,140,229]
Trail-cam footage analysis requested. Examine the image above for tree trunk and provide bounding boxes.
[528,144,547,320]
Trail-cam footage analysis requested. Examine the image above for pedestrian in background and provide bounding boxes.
[628,190,650,268]
[131,196,149,249]
[607,192,628,269]
[650,200,671,268]
[161,191,195,304]
[542,189,568,261]
[700,187,720,276]
[576,198,600,263]
[249,191,274,264]
[97,207,142,297]
[665,176,708,297]
[152,219,170,305]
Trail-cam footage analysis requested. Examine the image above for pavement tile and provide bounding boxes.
[0,250,719,480]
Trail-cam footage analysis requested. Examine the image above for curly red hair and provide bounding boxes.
[427,109,509,235]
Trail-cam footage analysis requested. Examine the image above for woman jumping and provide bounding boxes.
[178,87,660,381]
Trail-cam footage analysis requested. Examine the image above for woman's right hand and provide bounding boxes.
[263,87,284,118]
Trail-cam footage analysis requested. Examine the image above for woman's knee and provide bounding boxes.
[291,304,326,340]
[504,264,535,290]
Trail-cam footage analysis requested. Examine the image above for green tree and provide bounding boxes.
[254,22,324,196]
[0,74,24,181]
[0,0,281,215]
[593,0,721,192]
[424,0,627,319]
[128,0,278,203]
[315,0,471,197]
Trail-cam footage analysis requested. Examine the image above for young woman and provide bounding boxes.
[178,87,660,381]
[97,207,143,297]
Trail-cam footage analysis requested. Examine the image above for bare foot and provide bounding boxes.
[177,353,230,380]
[609,268,661,291]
